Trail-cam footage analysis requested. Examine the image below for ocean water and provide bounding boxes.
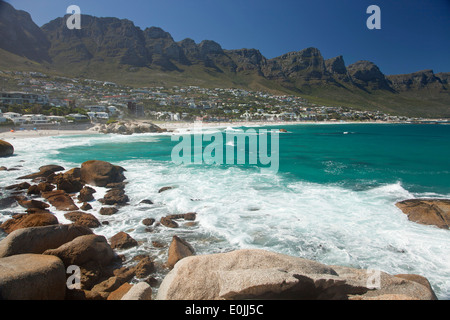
[1,123,449,299]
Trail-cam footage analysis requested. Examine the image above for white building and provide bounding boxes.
[22,114,49,124]
[67,113,89,121]
[87,112,109,120]
[84,105,106,113]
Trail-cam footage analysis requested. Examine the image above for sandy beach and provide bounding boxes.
[0,128,100,140]
[0,120,395,140]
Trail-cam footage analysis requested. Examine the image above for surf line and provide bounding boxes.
[171,121,279,173]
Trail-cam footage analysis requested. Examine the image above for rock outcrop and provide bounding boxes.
[0,212,59,234]
[0,224,93,258]
[43,234,116,267]
[0,140,14,157]
[96,121,165,135]
[80,160,126,187]
[396,199,450,229]
[166,235,195,269]
[156,249,437,300]
[0,254,66,299]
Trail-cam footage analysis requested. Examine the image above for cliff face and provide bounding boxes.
[0,1,50,62]
[387,70,446,91]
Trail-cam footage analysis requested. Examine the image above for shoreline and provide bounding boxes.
[0,119,443,140]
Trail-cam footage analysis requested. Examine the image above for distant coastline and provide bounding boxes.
[1,119,448,140]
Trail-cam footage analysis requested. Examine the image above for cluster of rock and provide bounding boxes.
[0,159,444,300]
[92,121,167,135]
[156,249,437,300]
[0,159,201,300]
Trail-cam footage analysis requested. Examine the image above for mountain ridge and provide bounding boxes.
[0,1,448,117]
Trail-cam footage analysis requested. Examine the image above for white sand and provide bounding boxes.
[0,120,390,140]
[0,128,100,140]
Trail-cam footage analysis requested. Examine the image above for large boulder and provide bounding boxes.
[0,224,93,258]
[121,282,152,300]
[80,160,126,187]
[41,190,79,211]
[0,254,66,299]
[109,231,138,250]
[156,249,437,300]
[167,235,195,269]
[64,211,101,228]
[0,213,59,234]
[99,188,129,205]
[78,186,96,202]
[43,234,116,267]
[396,199,450,229]
[0,140,14,157]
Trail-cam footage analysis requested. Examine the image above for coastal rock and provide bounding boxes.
[54,175,84,193]
[133,256,155,278]
[142,218,155,226]
[43,234,116,267]
[0,196,18,210]
[41,190,79,211]
[62,167,82,180]
[27,185,41,195]
[99,188,129,205]
[38,165,65,173]
[99,206,119,216]
[80,202,92,211]
[166,212,196,221]
[5,182,31,190]
[158,186,173,193]
[80,160,126,187]
[0,140,14,157]
[90,276,128,294]
[109,231,138,250]
[166,235,195,269]
[160,216,178,228]
[156,249,437,300]
[121,282,152,300]
[0,212,59,234]
[37,182,55,192]
[99,121,165,135]
[395,199,450,229]
[17,199,49,210]
[17,169,56,180]
[64,211,101,228]
[0,224,93,258]
[107,282,133,300]
[0,254,66,300]
[77,186,96,202]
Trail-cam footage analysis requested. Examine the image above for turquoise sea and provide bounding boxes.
[1,123,449,298]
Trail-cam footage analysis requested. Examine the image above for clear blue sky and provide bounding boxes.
[6,0,450,75]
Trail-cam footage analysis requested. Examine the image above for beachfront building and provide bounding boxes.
[67,113,89,121]
[0,110,6,123]
[84,105,107,113]
[22,114,50,124]
[0,91,49,105]
[3,112,26,124]
[87,112,109,121]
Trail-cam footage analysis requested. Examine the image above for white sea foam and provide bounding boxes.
[1,133,449,299]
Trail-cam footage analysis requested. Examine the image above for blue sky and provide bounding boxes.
[6,0,450,75]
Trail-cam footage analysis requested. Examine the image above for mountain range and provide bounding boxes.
[0,1,449,117]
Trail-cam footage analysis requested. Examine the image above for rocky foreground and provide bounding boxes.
[0,159,445,300]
